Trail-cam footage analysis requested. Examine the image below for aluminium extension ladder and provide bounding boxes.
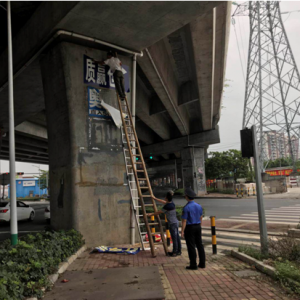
[116,94,168,257]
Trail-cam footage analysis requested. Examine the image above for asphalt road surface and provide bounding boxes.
[0,203,49,242]
[173,196,300,219]
[1,197,300,243]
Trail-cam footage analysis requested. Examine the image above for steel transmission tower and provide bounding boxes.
[233,1,300,171]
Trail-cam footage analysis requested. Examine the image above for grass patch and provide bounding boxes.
[239,245,269,261]
[0,230,84,299]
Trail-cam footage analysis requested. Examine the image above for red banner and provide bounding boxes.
[265,169,300,176]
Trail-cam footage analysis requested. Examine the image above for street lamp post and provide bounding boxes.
[7,1,18,246]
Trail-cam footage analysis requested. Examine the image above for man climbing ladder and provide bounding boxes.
[96,50,126,100]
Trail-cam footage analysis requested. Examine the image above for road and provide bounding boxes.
[173,196,300,219]
[0,202,49,242]
[1,197,299,243]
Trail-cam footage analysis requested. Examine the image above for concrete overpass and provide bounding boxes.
[0,1,231,245]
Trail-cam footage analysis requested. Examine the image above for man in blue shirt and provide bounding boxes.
[181,187,205,270]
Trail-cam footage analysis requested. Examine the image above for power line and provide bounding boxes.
[237,17,247,65]
[232,18,246,82]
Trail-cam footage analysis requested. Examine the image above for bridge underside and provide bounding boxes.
[0,1,230,246]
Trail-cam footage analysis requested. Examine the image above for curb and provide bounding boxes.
[25,244,87,300]
[231,250,276,278]
[231,250,300,289]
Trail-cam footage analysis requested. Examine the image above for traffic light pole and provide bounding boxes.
[252,125,268,255]
[7,1,18,245]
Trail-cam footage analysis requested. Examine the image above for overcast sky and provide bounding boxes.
[1,1,300,174]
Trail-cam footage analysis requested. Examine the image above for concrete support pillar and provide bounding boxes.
[40,42,132,246]
[176,159,183,189]
[181,147,206,196]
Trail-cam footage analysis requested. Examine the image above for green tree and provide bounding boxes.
[205,149,249,182]
[36,170,48,191]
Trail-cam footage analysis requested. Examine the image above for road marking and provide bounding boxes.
[0,230,42,234]
[241,214,300,219]
[220,218,298,225]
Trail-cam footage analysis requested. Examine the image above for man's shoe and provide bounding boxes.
[198,264,205,269]
[186,266,198,270]
[176,252,182,256]
[168,252,177,257]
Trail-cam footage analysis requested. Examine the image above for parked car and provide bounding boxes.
[0,201,35,222]
[45,205,50,223]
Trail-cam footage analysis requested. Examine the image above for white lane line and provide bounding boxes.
[0,230,42,234]
[221,219,298,225]
[241,214,300,218]
[229,216,299,223]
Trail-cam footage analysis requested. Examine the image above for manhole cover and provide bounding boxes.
[234,270,261,278]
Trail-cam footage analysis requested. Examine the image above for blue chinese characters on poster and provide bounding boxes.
[88,87,111,118]
[84,55,130,92]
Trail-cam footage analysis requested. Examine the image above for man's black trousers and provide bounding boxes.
[113,70,125,99]
[184,224,206,268]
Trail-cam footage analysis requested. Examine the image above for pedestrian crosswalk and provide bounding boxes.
[225,204,300,225]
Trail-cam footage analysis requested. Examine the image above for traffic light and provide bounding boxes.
[149,156,153,160]
[16,172,24,175]
[136,157,139,161]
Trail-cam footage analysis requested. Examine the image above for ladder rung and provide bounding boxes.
[138,178,146,180]
[144,204,154,207]
[142,195,152,197]
[136,170,145,172]
[134,162,143,164]
[140,187,149,189]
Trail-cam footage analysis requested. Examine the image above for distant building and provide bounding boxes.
[8,178,47,198]
[263,131,299,160]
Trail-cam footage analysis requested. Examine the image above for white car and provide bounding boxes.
[45,206,50,223]
[0,201,35,222]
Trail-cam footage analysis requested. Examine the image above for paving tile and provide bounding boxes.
[66,246,298,300]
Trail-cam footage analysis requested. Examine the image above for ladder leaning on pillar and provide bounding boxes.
[116,94,168,257]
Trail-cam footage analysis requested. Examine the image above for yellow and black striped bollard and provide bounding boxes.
[241,188,243,198]
[248,187,250,197]
[210,216,217,254]
[165,215,171,246]
[236,188,239,198]
[253,186,256,196]
[151,215,156,243]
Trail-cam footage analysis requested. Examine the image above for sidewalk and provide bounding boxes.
[45,245,297,300]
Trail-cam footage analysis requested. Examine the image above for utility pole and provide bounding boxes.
[252,125,268,255]
[7,1,18,246]
[233,1,300,171]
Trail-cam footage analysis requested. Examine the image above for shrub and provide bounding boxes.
[269,237,300,264]
[0,230,84,300]
[174,188,184,196]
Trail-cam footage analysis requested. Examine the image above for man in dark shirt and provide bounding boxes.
[181,187,205,270]
[148,192,181,256]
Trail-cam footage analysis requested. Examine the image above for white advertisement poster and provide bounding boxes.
[23,181,36,187]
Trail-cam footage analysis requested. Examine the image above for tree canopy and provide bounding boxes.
[205,149,250,182]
